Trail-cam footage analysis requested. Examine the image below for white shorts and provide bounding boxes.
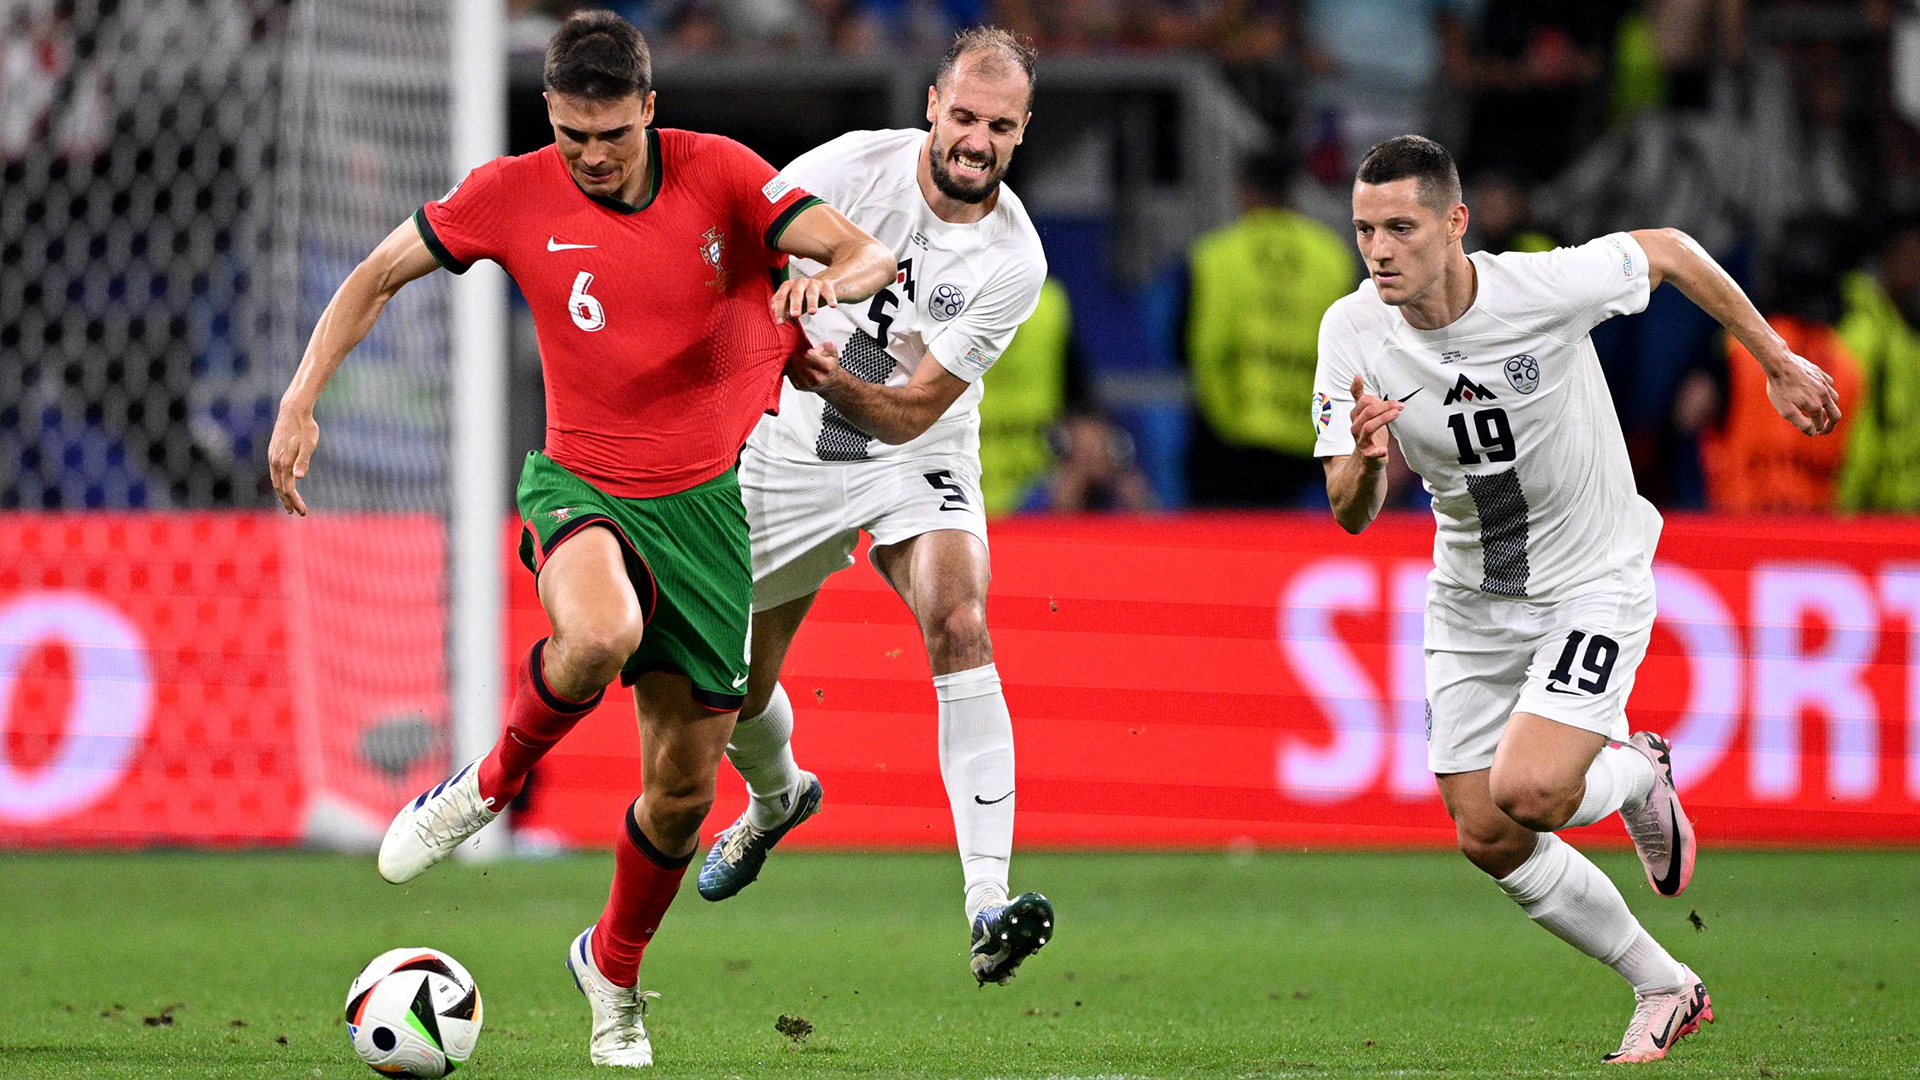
[740,443,989,613]
[1424,570,1656,774]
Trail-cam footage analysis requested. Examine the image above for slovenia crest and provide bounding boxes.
[1502,354,1540,395]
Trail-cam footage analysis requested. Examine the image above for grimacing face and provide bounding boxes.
[925,62,1029,205]
[547,90,655,199]
[1351,177,1466,308]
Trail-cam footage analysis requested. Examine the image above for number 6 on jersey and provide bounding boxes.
[569,271,606,332]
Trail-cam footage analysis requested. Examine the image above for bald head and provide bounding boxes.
[935,26,1036,112]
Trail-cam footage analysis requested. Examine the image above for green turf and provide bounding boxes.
[2,849,1915,1079]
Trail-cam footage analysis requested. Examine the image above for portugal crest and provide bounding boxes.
[700,226,728,290]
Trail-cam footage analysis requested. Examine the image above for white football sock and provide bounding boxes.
[1497,833,1687,994]
[1562,744,1657,828]
[933,663,1015,923]
[726,682,804,830]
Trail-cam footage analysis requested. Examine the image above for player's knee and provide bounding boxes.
[1455,821,1535,877]
[1489,773,1573,832]
[551,617,643,688]
[924,605,992,669]
[643,781,715,846]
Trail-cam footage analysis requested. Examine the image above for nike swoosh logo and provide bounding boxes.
[1653,805,1686,895]
[1397,387,1424,402]
[974,790,1014,805]
[547,237,597,251]
[1544,684,1584,695]
[732,674,748,689]
[1650,1005,1681,1049]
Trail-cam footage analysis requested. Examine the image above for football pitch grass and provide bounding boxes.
[3,850,1915,1079]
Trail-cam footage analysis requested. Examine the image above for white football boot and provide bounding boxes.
[566,927,660,1067]
[1603,965,1714,1063]
[377,758,499,884]
[1619,732,1696,897]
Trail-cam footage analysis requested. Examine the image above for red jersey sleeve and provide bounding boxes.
[703,135,821,254]
[413,157,514,274]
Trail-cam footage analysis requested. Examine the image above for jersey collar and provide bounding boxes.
[573,128,664,215]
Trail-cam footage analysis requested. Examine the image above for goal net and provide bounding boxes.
[0,0,478,846]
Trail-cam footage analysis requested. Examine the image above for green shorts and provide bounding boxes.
[516,451,751,711]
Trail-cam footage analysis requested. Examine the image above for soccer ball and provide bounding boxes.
[344,947,483,1077]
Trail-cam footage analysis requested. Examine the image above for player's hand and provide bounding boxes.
[268,404,319,516]
[1764,350,1841,436]
[771,277,839,325]
[786,340,845,393]
[1347,374,1402,464]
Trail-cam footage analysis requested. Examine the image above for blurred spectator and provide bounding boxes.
[1176,150,1355,507]
[1020,409,1157,512]
[1294,0,1471,184]
[1463,171,1557,253]
[1837,217,1920,512]
[979,279,1078,515]
[1694,217,1861,512]
[1452,0,1625,183]
[1613,0,1747,120]
[1,2,109,161]
[840,0,990,54]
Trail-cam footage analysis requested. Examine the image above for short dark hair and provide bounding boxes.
[544,11,651,102]
[936,26,1037,112]
[1356,135,1462,216]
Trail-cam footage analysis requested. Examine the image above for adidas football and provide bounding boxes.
[344,947,482,1077]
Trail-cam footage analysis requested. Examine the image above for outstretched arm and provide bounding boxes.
[769,203,896,324]
[269,219,442,515]
[1630,227,1841,435]
[1323,374,1402,534]
[786,339,970,445]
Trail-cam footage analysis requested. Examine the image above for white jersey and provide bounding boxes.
[749,128,1047,463]
[1312,233,1665,602]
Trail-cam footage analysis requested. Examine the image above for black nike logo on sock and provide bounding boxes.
[974,790,1014,805]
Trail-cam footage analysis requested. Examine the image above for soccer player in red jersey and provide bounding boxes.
[266,12,894,1066]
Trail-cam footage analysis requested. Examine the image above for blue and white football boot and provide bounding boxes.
[970,892,1055,985]
[696,772,822,901]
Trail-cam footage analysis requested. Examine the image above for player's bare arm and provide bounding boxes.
[785,337,970,444]
[1630,226,1840,436]
[269,220,441,516]
[770,203,895,323]
[1323,373,1401,534]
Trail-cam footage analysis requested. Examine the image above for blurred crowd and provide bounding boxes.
[959,0,1920,516]
[517,0,1920,516]
[7,0,1919,517]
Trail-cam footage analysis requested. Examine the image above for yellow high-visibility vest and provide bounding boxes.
[978,279,1071,515]
[1186,208,1356,458]
[1837,270,1920,511]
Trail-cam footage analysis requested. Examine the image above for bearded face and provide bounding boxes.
[923,63,1029,207]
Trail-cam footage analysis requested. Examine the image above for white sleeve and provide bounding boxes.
[927,250,1046,384]
[769,134,858,213]
[1312,307,1363,459]
[1533,232,1653,338]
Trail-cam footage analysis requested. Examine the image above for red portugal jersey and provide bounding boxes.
[414,129,822,497]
